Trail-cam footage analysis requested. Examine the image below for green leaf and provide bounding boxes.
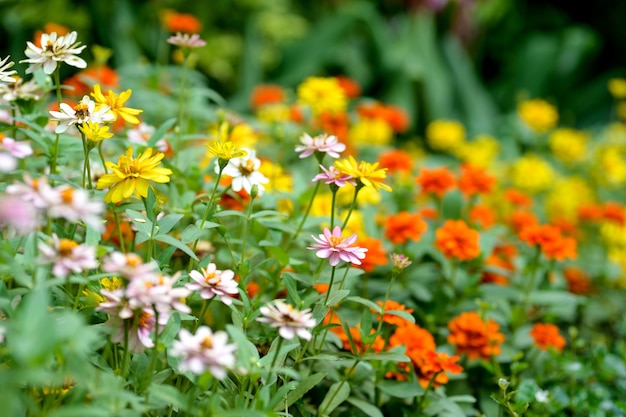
[527,290,581,305]
[146,383,188,410]
[156,213,184,235]
[250,210,287,219]
[361,347,409,362]
[268,381,298,410]
[146,117,177,148]
[347,296,382,313]
[145,187,157,222]
[213,210,247,219]
[318,381,350,416]
[346,397,384,417]
[377,380,424,398]
[125,209,153,236]
[153,234,198,260]
[384,309,415,324]
[326,289,350,307]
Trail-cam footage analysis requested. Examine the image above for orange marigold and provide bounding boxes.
[249,84,286,110]
[356,236,388,272]
[63,66,120,97]
[508,210,539,234]
[458,164,496,197]
[505,188,533,208]
[577,203,604,223]
[603,201,625,225]
[315,111,350,144]
[409,349,463,388]
[375,300,414,327]
[447,311,505,360]
[469,204,496,229]
[481,244,517,286]
[161,10,202,33]
[519,224,577,261]
[335,75,361,98]
[563,266,592,295]
[435,220,481,261]
[415,167,456,197]
[378,149,414,174]
[384,211,428,245]
[530,323,566,352]
[389,322,436,352]
[34,23,70,47]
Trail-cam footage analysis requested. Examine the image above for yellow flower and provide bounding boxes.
[545,176,594,222]
[91,84,143,125]
[297,76,347,115]
[96,147,172,203]
[549,128,587,164]
[594,146,626,187]
[455,134,500,167]
[256,103,291,123]
[426,120,466,152]
[337,183,381,206]
[517,99,558,133]
[608,78,626,99]
[309,192,334,218]
[78,121,113,142]
[101,276,123,291]
[335,155,392,192]
[349,118,393,147]
[258,160,292,194]
[510,154,554,193]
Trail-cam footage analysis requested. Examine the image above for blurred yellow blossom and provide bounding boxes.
[594,146,626,186]
[337,183,382,207]
[517,98,558,133]
[297,76,347,115]
[101,276,123,291]
[510,154,554,193]
[256,103,292,123]
[349,118,394,147]
[455,134,500,167]
[608,78,626,99]
[545,177,594,222]
[309,192,334,218]
[549,128,588,164]
[335,156,392,192]
[426,120,466,152]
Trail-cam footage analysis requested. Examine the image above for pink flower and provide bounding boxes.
[126,272,191,316]
[170,326,236,378]
[295,133,346,159]
[38,235,98,278]
[312,164,356,188]
[186,263,239,305]
[0,194,38,234]
[308,226,368,266]
[102,252,156,280]
[167,33,207,49]
[257,300,316,340]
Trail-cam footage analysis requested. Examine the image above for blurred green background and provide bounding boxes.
[1,0,625,134]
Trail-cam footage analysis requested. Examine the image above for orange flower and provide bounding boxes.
[378,149,414,174]
[161,10,202,33]
[409,349,463,388]
[375,300,414,327]
[63,66,120,97]
[384,211,428,245]
[416,167,456,197]
[458,164,496,197]
[356,101,410,133]
[355,236,388,272]
[313,283,330,294]
[505,188,533,208]
[420,206,438,220]
[603,201,625,225]
[519,224,577,261]
[335,75,361,98]
[508,210,539,234]
[389,322,436,352]
[447,311,505,360]
[563,266,592,295]
[530,323,566,352]
[315,111,350,144]
[469,204,496,229]
[577,203,604,223]
[435,220,481,261]
[246,281,260,299]
[249,84,285,110]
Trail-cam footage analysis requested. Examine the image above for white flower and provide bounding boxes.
[257,300,316,341]
[102,252,157,280]
[44,185,104,231]
[21,31,87,75]
[186,263,239,305]
[48,95,113,134]
[38,235,98,278]
[170,326,237,378]
[0,137,32,173]
[295,133,346,159]
[220,148,269,196]
[0,76,45,102]
[167,33,207,49]
[6,175,55,210]
[125,272,191,315]
[0,56,17,83]
[535,389,549,403]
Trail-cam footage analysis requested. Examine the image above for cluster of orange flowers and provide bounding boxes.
[447,311,506,360]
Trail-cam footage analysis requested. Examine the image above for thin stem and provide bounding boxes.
[143,309,160,392]
[174,52,189,166]
[97,141,108,174]
[81,132,93,189]
[114,210,126,253]
[193,299,211,332]
[324,265,338,306]
[239,193,256,270]
[287,179,321,249]
[342,185,362,229]
[50,69,63,178]
[375,274,398,336]
[330,188,337,229]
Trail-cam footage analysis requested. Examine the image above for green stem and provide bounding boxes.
[330,188,337,229]
[324,265,338,306]
[375,273,398,336]
[50,69,63,178]
[342,185,362,229]
[416,371,441,411]
[239,193,256,270]
[81,132,93,189]
[120,319,131,377]
[143,310,160,392]
[194,299,211,332]
[114,210,126,253]
[97,141,108,174]
[143,197,157,260]
[287,179,321,249]
[174,52,189,166]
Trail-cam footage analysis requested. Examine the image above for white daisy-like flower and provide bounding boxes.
[186,263,239,305]
[20,31,87,75]
[0,56,17,83]
[257,300,316,341]
[0,76,45,102]
[38,235,98,278]
[220,148,269,196]
[43,185,105,231]
[167,33,207,49]
[48,95,113,133]
[170,326,237,378]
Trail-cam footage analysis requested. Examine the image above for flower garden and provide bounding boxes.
[1,2,626,417]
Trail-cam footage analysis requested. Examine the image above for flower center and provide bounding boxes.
[329,235,343,247]
[201,336,213,349]
[239,159,255,176]
[73,102,90,120]
[126,254,143,267]
[60,187,74,204]
[58,239,78,257]
[138,311,152,328]
[44,41,55,52]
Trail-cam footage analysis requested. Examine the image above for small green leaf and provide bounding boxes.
[153,234,198,260]
[318,381,350,416]
[157,213,184,235]
[377,380,424,398]
[346,397,384,417]
[146,117,177,148]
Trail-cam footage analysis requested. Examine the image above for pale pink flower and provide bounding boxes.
[21,31,87,75]
[6,175,53,209]
[125,272,191,315]
[127,122,169,153]
[186,263,239,305]
[0,194,38,234]
[44,185,104,231]
[1,137,33,158]
[170,326,236,378]
[38,235,98,278]
[295,133,346,159]
[312,164,356,187]
[221,148,269,196]
[308,226,368,266]
[257,300,316,340]
[102,252,156,280]
[167,33,207,49]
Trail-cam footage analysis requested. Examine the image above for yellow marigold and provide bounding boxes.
[78,121,113,142]
[348,118,393,147]
[454,134,500,167]
[256,103,292,123]
[336,183,381,207]
[608,78,626,99]
[297,76,347,115]
[335,155,392,192]
[230,123,259,148]
[517,98,558,133]
[340,209,366,237]
[426,119,466,152]
[510,154,554,193]
[96,147,172,203]
[549,128,588,164]
[258,159,293,194]
[91,84,142,125]
[601,221,626,249]
[545,177,594,222]
[594,146,626,187]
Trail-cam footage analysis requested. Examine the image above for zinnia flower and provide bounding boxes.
[257,300,316,340]
[170,326,237,378]
[426,120,466,152]
[335,155,392,192]
[311,164,355,188]
[297,76,347,115]
[78,121,113,142]
[519,224,577,261]
[384,211,427,245]
[91,84,143,125]
[458,164,496,197]
[48,95,114,134]
[21,31,87,74]
[308,225,368,266]
[447,311,505,360]
[415,167,456,197]
[0,56,17,83]
[186,263,239,305]
[96,147,172,204]
[295,133,346,159]
[517,98,558,133]
[38,235,98,278]
[167,33,207,49]
[435,220,481,261]
[530,323,566,352]
[220,148,269,196]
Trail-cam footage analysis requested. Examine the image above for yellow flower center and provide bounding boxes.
[239,159,256,176]
[60,187,74,204]
[58,239,78,257]
[201,336,213,349]
[73,102,90,120]
[329,235,343,247]
[138,311,152,328]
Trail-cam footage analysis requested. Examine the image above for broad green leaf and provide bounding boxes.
[377,380,424,398]
[156,213,184,235]
[346,397,384,417]
[153,234,198,260]
[318,381,350,416]
[347,296,382,313]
